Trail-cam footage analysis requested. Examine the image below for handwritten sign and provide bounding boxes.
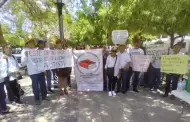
[112,30,128,44]
[28,49,73,71]
[146,44,169,59]
[131,55,152,72]
[161,55,189,74]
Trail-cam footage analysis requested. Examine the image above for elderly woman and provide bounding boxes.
[55,39,70,95]
[105,47,120,96]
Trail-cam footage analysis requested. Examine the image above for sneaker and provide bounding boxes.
[35,100,41,105]
[112,91,116,96]
[133,89,140,93]
[48,89,54,93]
[115,90,120,93]
[108,91,112,96]
[15,100,23,104]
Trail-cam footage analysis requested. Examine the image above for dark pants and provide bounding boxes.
[108,76,117,91]
[0,82,7,113]
[164,74,180,95]
[126,67,140,90]
[68,68,72,86]
[6,79,20,102]
[148,64,161,89]
[118,69,128,92]
[30,73,47,101]
[103,69,108,91]
[46,70,52,89]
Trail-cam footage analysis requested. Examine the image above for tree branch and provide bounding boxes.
[0,0,8,8]
[174,34,184,40]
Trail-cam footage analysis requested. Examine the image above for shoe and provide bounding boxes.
[108,91,112,96]
[112,91,116,96]
[162,94,168,97]
[133,89,140,93]
[1,109,10,115]
[64,89,69,95]
[48,89,54,93]
[42,97,51,101]
[35,100,41,105]
[170,95,175,100]
[15,100,23,104]
[115,90,120,93]
[122,91,126,94]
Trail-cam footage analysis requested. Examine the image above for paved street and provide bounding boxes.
[1,76,190,122]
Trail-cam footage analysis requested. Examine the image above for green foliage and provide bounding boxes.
[1,0,190,47]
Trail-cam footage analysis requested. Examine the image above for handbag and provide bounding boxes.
[106,56,117,76]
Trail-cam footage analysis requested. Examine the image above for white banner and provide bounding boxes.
[73,49,103,91]
[112,30,128,44]
[146,44,169,59]
[131,55,152,72]
[28,49,73,71]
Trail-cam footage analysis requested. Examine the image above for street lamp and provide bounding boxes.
[55,0,65,45]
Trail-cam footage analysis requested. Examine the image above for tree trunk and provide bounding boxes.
[169,33,175,49]
[0,24,6,45]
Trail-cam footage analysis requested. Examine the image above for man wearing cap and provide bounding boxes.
[117,44,131,94]
[21,39,49,105]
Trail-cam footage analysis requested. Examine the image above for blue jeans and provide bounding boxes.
[0,82,7,113]
[148,64,161,89]
[30,73,47,101]
[46,70,52,89]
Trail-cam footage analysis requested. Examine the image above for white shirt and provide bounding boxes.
[117,51,131,69]
[105,55,120,76]
[128,47,144,67]
[21,48,44,75]
[128,47,144,55]
[151,59,161,69]
[7,56,19,81]
[0,56,7,80]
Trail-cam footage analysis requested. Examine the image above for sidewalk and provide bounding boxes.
[1,76,190,122]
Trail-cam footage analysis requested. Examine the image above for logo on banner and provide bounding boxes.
[76,52,100,74]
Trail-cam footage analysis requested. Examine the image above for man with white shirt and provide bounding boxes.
[148,56,161,90]
[2,44,22,104]
[0,55,10,115]
[117,44,131,94]
[126,36,144,92]
[22,39,49,105]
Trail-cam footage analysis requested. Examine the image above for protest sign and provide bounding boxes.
[28,49,73,71]
[73,49,103,91]
[112,30,128,44]
[146,44,169,59]
[161,55,188,74]
[131,55,152,72]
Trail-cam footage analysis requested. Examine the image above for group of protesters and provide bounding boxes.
[103,36,189,97]
[0,36,189,115]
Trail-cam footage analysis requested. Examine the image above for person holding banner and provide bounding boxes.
[126,36,144,93]
[55,39,70,95]
[0,55,10,115]
[21,39,50,105]
[163,43,184,98]
[117,44,131,94]
[105,47,119,96]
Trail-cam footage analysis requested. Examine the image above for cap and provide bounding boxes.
[37,40,46,44]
